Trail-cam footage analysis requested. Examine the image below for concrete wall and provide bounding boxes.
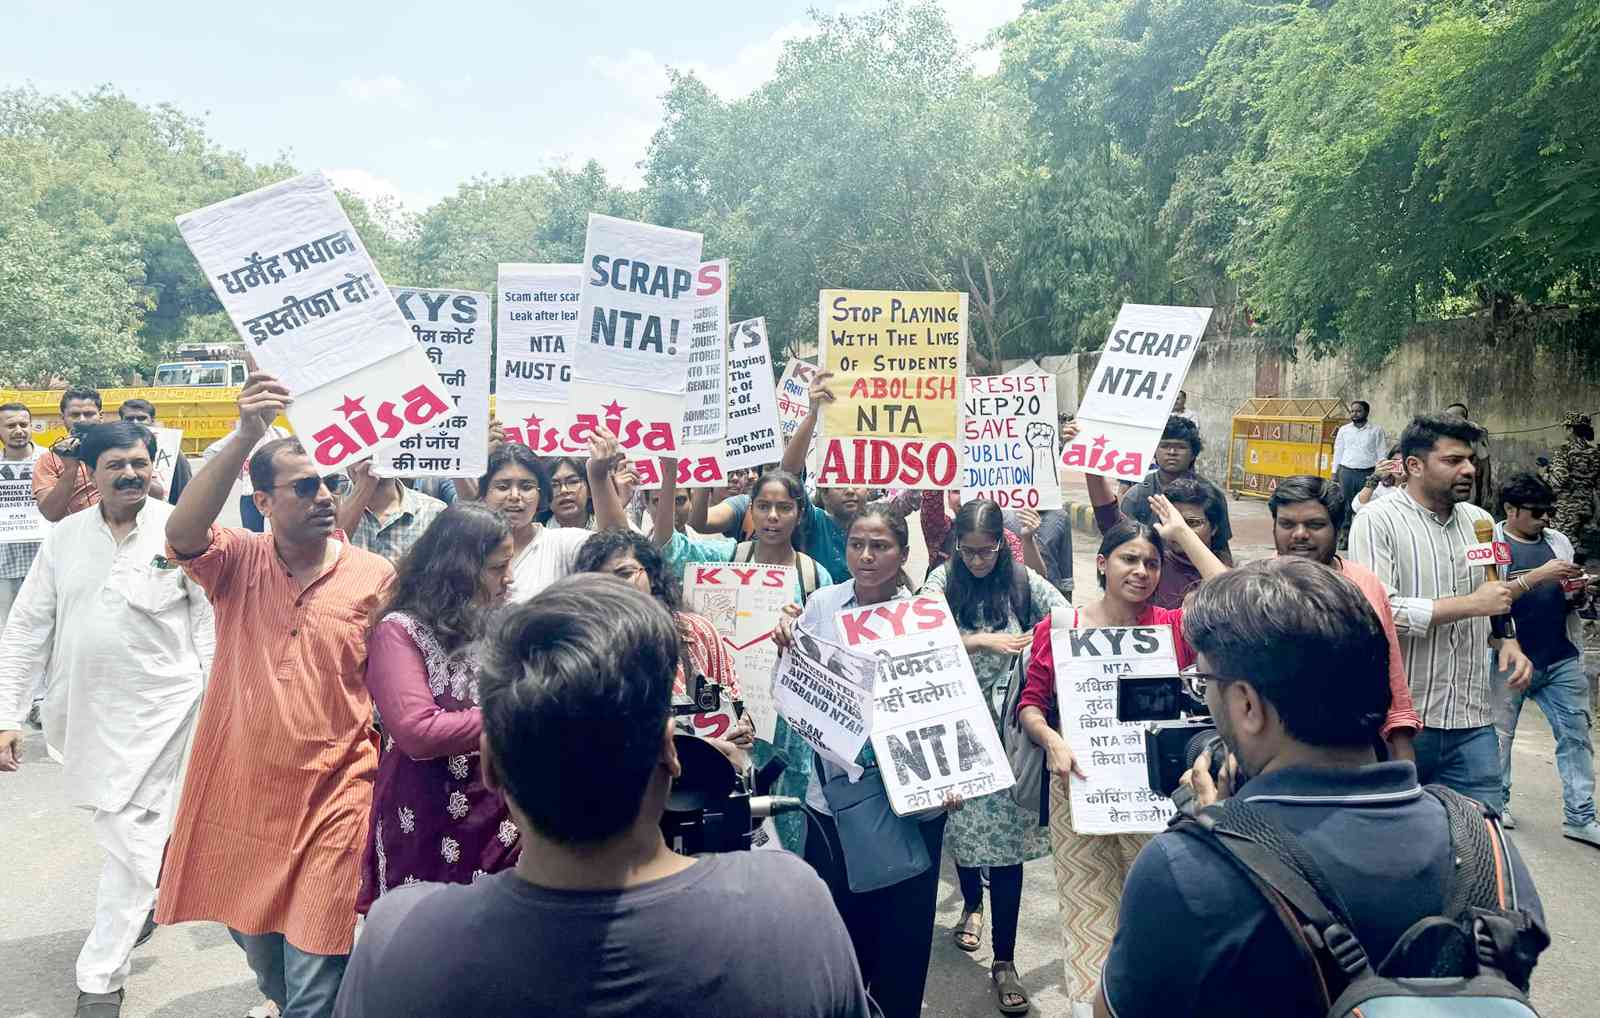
[1019,316,1600,488]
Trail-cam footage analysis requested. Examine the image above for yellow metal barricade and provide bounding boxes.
[1225,397,1349,499]
[0,386,245,453]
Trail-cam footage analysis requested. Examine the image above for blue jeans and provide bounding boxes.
[1413,725,1504,815]
[1494,653,1596,826]
[230,929,348,1018]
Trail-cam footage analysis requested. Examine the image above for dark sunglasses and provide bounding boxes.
[1515,505,1553,519]
[274,474,346,499]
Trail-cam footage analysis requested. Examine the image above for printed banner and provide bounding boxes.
[568,214,705,454]
[150,427,185,490]
[774,627,876,781]
[1049,614,1178,834]
[682,260,728,446]
[683,562,799,743]
[635,452,725,491]
[961,375,1062,510]
[835,594,1013,815]
[376,288,491,478]
[1060,304,1212,480]
[496,263,581,451]
[816,290,967,489]
[723,318,783,471]
[0,457,44,543]
[177,173,451,469]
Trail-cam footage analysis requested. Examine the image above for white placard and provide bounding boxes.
[775,359,817,441]
[376,288,491,478]
[774,627,876,781]
[569,214,704,453]
[1049,613,1178,834]
[961,375,1062,510]
[150,427,185,490]
[683,562,798,743]
[177,173,451,470]
[835,594,1014,815]
[496,263,582,453]
[683,259,728,446]
[0,457,45,543]
[723,318,783,471]
[1060,303,1212,480]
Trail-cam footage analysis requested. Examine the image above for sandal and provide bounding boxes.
[953,908,984,952]
[991,961,1030,1015]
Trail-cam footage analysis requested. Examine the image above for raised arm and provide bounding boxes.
[651,457,679,547]
[586,426,630,533]
[169,373,288,557]
[780,369,833,475]
[1148,495,1227,579]
[336,459,380,537]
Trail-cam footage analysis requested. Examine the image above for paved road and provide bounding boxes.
[3,494,1595,1017]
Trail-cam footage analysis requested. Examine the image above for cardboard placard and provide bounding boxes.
[683,561,799,742]
[961,374,1062,510]
[378,288,491,478]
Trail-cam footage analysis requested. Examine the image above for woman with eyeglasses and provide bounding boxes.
[545,456,595,529]
[1015,509,1198,1017]
[478,437,610,602]
[770,508,963,1018]
[590,453,836,851]
[357,503,518,911]
[573,528,756,761]
[921,500,1064,1015]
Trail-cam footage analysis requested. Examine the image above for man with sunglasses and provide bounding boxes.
[156,372,395,1018]
[1492,472,1599,845]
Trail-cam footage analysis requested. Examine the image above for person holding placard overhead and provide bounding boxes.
[921,500,1064,1015]
[1014,490,1199,1017]
[475,444,590,602]
[772,507,963,1018]
[610,453,834,852]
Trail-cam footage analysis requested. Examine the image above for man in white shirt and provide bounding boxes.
[0,421,215,1018]
[1331,399,1389,546]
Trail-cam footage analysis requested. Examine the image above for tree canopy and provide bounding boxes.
[3,0,1596,384]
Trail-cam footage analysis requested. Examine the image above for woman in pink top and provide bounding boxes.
[357,503,517,911]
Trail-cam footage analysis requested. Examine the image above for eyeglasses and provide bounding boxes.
[1184,672,1235,698]
[551,477,585,492]
[274,474,346,499]
[958,544,1002,562]
[1515,505,1553,519]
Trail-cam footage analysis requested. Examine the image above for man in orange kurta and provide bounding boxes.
[157,373,393,1018]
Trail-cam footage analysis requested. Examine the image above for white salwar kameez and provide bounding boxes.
[0,497,213,994]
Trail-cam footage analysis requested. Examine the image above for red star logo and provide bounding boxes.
[600,400,626,417]
[522,414,543,432]
[336,395,365,418]
[1092,434,1109,449]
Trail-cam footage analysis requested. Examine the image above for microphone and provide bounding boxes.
[1472,519,1516,640]
[750,795,805,819]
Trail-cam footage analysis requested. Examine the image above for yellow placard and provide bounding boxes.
[817,290,966,440]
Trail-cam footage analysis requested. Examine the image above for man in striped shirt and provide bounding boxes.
[157,373,394,1018]
[1350,414,1532,814]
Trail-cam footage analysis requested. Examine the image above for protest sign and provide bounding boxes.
[1060,304,1212,481]
[774,627,876,780]
[568,214,705,456]
[377,288,491,478]
[816,290,966,489]
[0,456,45,543]
[683,260,728,447]
[723,318,783,471]
[1049,613,1178,834]
[961,375,1062,510]
[150,427,185,490]
[683,562,798,743]
[178,173,451,470]
[835,594,1014,815]
[497,264,582,452]
[775,358,817,442]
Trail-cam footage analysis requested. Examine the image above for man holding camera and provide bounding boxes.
[33,386,105,522]
[0,422,214,1018]
[332,576,872,1018]
[1095,559,1546,1017]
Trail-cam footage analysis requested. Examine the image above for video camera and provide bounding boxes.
[659,736,804,854]
[1115,673,1224,797]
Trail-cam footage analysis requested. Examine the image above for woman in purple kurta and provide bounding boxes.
[357,503,518,913]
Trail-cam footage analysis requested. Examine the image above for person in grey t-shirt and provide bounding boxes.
[333,576,873,1018]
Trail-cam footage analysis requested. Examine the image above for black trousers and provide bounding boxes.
[957,863,1024,962]
[802,809,946,1018]
[1335,466,1374,543]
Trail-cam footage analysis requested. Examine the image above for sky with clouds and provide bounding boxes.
[4,0,1022,213]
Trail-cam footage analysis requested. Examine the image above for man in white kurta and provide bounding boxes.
[0,422,213,1018]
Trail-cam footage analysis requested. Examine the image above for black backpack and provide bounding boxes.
[1173,785,1550,1017]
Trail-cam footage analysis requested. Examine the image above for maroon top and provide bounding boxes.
[357,614,518,913]
[920,490,1025,572]
[1092,501,1232,610]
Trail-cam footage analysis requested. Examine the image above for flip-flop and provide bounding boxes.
[954,909,984,952]
[992,961,1030,1015]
